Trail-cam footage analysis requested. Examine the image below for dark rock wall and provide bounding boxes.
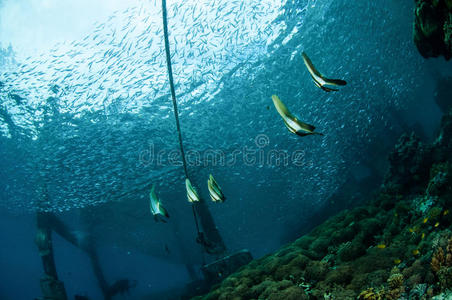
[414,0,452,60]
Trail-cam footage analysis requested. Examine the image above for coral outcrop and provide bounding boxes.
[414,0,452,60]
[431,236,452,291]
[385,132,431,194]
[193,112,452,299]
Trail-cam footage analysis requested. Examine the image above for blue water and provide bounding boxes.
[0,0,451,299]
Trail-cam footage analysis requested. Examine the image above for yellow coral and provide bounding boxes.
[431,237,452,272]
[385,269,404,299]
[431,247,445,273]
[384,287,404,300]
[431,236,452,291]
[358,288,382,300]
[388,273,403,289]
[358,268,405,300]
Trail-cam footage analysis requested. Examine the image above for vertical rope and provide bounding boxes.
[161,0,189,179]
[161,0,204,249]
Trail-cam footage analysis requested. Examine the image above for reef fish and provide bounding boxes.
[149,184,170,222]
[186,178,200,203]
[271,95,323,137]
[302,52,347,92]
[207,174,225,203]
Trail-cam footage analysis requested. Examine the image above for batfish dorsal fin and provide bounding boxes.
[150,184,157,199]
[272,95,295,120]
[303,52,347,91]
[302,52,323,78]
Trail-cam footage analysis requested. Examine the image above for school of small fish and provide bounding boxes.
[0,0,424,242]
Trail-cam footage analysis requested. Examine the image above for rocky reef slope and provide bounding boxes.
[414,0,452,60]
[194,112,452,299]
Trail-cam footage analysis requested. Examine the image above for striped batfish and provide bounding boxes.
[302,52,347,92]
[207,174,225,203]
[271,95,323,137]
[185,178,200,203]
[149,184,170,222]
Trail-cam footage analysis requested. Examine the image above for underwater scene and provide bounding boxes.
[1,0,452,299]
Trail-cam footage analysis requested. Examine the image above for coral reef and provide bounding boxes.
[193,112,452,299]
[357,288,383,300]
[385,268,405,299]
[414,0,452,60]
[431,236,452,291]
[433,290,452,299]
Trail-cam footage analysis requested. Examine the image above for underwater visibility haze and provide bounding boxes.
[1,0,452,299]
